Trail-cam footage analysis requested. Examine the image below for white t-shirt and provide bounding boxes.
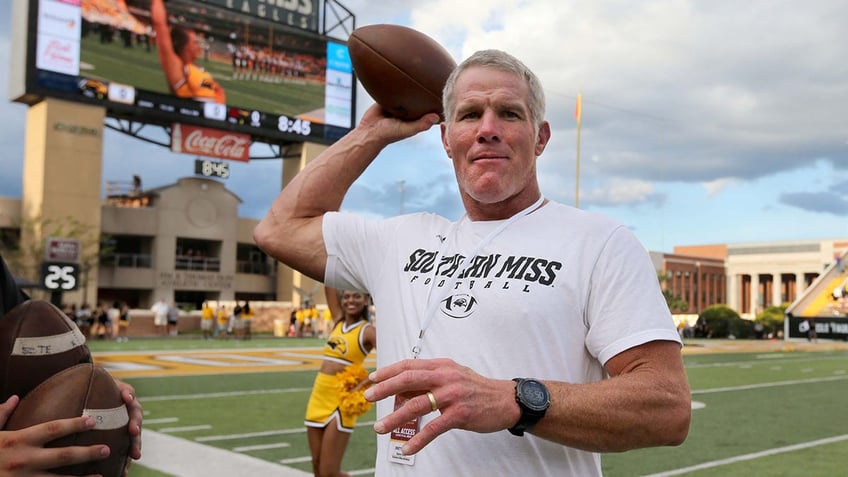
[323,200,681,477]
[151,301,168,319]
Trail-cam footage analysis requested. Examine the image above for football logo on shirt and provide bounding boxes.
[440,293,477,319]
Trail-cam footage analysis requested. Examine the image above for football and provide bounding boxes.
[0,299,91,402]
[5,363,131,477]
[348,24,456,120]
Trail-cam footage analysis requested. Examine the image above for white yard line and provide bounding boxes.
[139,430,311,477]
[232,442,291,452]
[642,434,848,477]
[157,425,212,433]
[691,375,848,395]
[141,387,311,402]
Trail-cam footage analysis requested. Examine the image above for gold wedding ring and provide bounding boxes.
[427,391,438,412]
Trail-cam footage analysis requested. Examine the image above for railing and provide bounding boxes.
[175,256,220,272]
[236,260,274,275]
[101,253,152,268]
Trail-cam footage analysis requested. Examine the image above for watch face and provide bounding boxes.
[521,380,550,412]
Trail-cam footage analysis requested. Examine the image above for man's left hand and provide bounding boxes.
[364,358,517,455]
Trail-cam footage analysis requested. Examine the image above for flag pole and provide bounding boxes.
[575,93,582,208]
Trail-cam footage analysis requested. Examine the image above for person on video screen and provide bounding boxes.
[150,0,226,103]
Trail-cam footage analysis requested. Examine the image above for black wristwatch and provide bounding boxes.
[508,378,551,436]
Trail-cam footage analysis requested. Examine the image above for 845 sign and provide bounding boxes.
[195,159,230,179]
[40,262,80,291]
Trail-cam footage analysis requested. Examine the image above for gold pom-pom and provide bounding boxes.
[336,364,372,417]
[340,389,372,416]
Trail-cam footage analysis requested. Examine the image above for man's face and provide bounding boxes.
[441,66,550,217]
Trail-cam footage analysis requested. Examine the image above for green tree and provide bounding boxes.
[699,304,746,338]
[756,304,787,336]
[657,271,689,313]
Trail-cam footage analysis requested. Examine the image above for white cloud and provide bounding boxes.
[702,178,737,197]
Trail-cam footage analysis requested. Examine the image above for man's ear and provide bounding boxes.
[441,122,451,158]
[535,121,551,156]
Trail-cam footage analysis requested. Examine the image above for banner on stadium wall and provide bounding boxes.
[785,315,848,341]
[171,123,250,162]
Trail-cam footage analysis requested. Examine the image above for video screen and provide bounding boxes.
[22,0,354,145]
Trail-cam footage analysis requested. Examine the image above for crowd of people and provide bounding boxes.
[229,44,326,84]
[288,302,335,338]
[63,300,132,342]
[200,300,255,340]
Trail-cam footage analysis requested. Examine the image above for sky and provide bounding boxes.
[1,0,847,253]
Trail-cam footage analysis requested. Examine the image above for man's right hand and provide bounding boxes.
[358,103,441,147]
[0,395,110,476]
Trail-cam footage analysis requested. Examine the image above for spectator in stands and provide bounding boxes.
[94,302,111,340]
[130,174,142,196]
[807,318,818,343]
[216,303,230,339]
[242,301,254,340]
[150,0,226,103]
[76,302,94,339]
[151,297,169,336]
[115,302,131,343]
[201,300,214,340]
[106,301,122,340]
[231,302,244,339]
[167,301,180,336]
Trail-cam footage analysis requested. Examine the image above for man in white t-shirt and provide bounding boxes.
[254,50,691,476]
[151,298,169,336]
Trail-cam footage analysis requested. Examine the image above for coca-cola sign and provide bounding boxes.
[171,123,250,162]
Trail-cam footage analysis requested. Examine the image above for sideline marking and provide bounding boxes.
[139,430,310,477]
[197,421,375,442]
[692,375,848,395]
[160,425,212,433]
[145,417,179,424]
[142,388,311,402]
[280,456,312,465]
[233,442,291,452]
[642,434,848,476]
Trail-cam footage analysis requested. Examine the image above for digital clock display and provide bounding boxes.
[278,116,312,136]
[195,159,230,179]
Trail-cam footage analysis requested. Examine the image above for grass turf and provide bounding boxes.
[85,338,848,477]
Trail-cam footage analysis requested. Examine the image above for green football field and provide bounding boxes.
[79,36,326,118]
[86,337,848,476]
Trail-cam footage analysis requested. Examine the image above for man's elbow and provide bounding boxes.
[663,395,692,447]
[253,217,277,251]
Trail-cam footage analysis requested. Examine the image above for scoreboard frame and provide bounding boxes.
[8,0,357,147]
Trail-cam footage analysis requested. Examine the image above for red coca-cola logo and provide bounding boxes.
[172,124,250,162]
